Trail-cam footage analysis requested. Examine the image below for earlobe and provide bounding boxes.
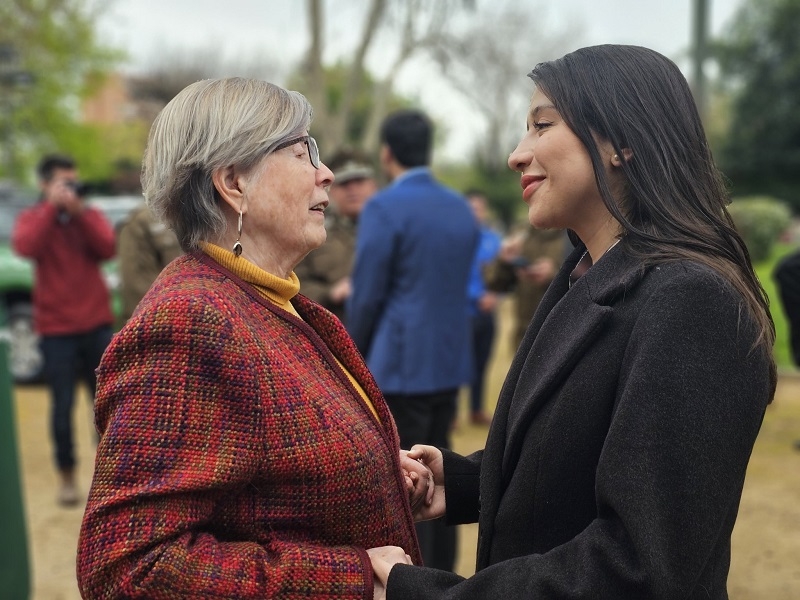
[212,166,246,212]
[611,148,633,167]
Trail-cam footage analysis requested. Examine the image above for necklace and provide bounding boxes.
[569,238,620,289]
[601,238,621,258]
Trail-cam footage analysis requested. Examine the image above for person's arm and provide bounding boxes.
[347,202,396,355]
[372,446,480,598]
[77,294,375,600]
[74,206,116,260]
[11,203,60,259]
[386,268,772,599]
[440,449,482,525]
[118,214,166,317]
[400,445,482,525]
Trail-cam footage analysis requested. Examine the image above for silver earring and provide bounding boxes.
[613,154,619,162]
[232,210,243,256]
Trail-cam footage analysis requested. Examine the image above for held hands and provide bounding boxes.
[367,546,413,600]
[400,450,434,514]
[370,447,444,599]
[402,445,445,522]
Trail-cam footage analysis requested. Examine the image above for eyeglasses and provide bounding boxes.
[272,135,320,169]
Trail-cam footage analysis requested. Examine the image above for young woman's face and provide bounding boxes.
[508,89,616,242]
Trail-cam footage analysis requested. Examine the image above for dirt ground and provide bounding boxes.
[10,300,800,599]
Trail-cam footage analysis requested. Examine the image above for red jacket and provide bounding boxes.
[12,201,115,335]
[77,253,421,600]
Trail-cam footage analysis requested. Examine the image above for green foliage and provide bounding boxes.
[754,242,795,368]
[0,0,121,183]
[56,122,132,184]
[713,0,800,208]
[728,196,792,262]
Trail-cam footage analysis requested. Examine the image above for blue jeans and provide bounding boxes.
[41,325,112,471]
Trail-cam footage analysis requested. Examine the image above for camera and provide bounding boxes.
[65,180,90,197]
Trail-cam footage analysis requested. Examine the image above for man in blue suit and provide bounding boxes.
[347,109,479,571]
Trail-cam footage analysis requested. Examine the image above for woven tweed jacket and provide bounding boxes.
[77,252,420,600]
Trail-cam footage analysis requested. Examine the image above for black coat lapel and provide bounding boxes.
[477,243,649,568]
[476,246,582,567]
[500,244,648,485]
[502,285,613,474]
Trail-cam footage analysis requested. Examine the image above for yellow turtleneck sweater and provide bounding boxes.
[201,243,378,422]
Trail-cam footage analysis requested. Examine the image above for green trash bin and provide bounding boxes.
[0,307,31,599]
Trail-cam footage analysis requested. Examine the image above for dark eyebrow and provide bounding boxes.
[530,104,557,119]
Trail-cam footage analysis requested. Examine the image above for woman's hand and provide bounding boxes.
[400,450,435,512]
[405,445,446,521]
[367,546,413,600]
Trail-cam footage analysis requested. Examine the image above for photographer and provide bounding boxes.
[12,154,115,506]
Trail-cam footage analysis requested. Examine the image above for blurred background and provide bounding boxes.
[1,0,799,598]
[2,0,799,222]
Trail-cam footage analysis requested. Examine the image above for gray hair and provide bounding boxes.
[141,78,312,251]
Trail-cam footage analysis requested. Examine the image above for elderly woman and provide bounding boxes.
[77,78,421,599]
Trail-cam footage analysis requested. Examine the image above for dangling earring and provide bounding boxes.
[232,210,243,257]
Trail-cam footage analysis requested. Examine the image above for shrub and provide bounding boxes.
[728,196,792,263]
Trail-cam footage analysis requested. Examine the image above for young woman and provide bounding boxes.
[370,44,776,600]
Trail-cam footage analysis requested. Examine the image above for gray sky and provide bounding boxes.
[98,0,745,160]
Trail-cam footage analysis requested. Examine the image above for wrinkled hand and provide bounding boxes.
[367,546,413,600]
[404,445,445,521]
[400,450,434,512]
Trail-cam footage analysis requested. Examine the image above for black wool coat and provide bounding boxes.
[388,243,773,599]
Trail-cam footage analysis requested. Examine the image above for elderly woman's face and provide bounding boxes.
[244,137,333,265]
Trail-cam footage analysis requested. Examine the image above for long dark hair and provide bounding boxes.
[530,44,775,385]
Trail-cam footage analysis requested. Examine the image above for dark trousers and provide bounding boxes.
[384,390,458,572]
[41,325,112,471]
[470,311,496,413]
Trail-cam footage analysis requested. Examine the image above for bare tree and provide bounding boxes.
[430,2,581,171]
[300,0,476,156]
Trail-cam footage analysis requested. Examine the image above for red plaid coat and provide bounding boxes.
[77,252,421,600]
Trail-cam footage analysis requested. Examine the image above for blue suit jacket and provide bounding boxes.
[347,169,479,395]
